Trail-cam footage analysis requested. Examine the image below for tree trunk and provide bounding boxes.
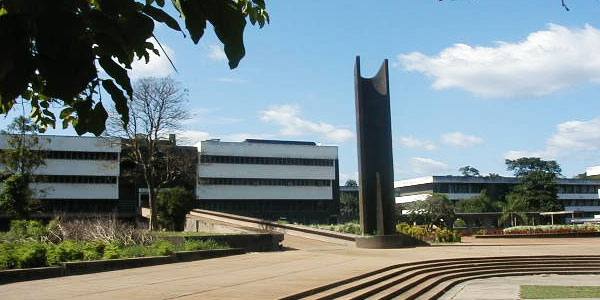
[147,184,158,231]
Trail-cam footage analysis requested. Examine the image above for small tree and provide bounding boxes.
[107,77,193,230]
[456,190,500,213]
[459,166,480,177]
[339,179,359,222]
[0,117,45,219]
[156,187,194,231]
[406,193,455,229]
[505,157,563,213]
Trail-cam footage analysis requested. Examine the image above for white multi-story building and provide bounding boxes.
[196,139,339,223]
[0,135,121,213]
[395,175,600,218]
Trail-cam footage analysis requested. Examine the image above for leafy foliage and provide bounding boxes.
[503,157,563,219]
[404,193,456,229]
[456,190,500,213]
[0,0,269,135]
[0,174,38,219]
[183,239,229,251]
[156,187,195,231]
[396,223,461,243]
[459,165,480,177]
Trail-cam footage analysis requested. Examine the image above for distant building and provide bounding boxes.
[395,175,600,219]
[0,135,340,223]
[196,139,339,224]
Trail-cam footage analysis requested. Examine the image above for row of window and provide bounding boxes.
[200,155,334,166]
[198,177,332,187]
[424,183,600,195]
[38,150,118,161]
[33,175,117,184]
[564,199,600,207]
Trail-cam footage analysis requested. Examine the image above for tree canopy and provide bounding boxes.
[459,166,480,177]
[505,157,562,177]
[0,0,269,135]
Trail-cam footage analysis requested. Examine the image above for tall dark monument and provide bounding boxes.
[354,56,396,237]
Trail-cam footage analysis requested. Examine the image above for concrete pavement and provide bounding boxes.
[2,236,600,299]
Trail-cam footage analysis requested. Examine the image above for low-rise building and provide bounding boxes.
[196,139,340,224]
[395,175,600,219]
[0,135,122,214]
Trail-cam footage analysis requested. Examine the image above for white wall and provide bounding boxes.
[199,140,337,159]
[35,159,119,176]
[198,164,335,180]
[0,135,120,152]
[197,185,332,200]
[32,183,119,199]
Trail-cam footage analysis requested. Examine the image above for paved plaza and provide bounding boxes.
[2,236,600,299]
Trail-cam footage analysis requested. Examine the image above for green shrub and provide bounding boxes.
[118,245,150,258]
[102,243,121,260]
[47,241,84,265]
[151,240,175,256]
[183,239,228,251]
[434,228,461,243]
[453,218,467,228]
[14,242,47,268]
[82,241,105,261]
[156,187,195,231]
[396,223,461,243]
[0,243,16,270]
[7,220,47,242]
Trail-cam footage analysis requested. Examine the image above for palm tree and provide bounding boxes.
[500,195,529,227]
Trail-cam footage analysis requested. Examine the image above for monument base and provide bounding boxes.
[355,234,428,249]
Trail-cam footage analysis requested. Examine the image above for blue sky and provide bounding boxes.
[4,1,600,181]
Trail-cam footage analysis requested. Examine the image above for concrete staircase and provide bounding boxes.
[280,255,600,300]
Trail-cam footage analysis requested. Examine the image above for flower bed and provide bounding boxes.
[396,223,461,243]
[309,222,362,235]
[503,224,600,235]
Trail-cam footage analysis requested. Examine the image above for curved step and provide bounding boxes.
[279,255,600,300]
[420,270,600,300]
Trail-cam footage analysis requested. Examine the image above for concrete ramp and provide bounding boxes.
[186,209,357,246]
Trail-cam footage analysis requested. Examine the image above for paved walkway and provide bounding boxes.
[439,274,600,300]
[2,236,600,299]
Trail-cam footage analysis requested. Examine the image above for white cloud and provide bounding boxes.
[129,40,175,79]
[216,77,248,84]
[441,132,484,148]
[260,104,354,143]
[208,44,227,62]
[397,24,600,98]
[178,130,211,147]
[409,157,450,176]
[399,136,436,151]
[505,116,600,160]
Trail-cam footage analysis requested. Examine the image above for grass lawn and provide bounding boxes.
[521,285,600,299]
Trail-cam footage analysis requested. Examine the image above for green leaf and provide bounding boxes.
[179,0,207,44]
[203,1,247,69]
[98,56,133,98]
[102,79,129,125]
[143,5,181,32]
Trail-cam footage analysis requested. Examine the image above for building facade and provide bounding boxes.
[0,135,339,223]
[196,139,340,224]
[0,135,122,215]
[395,176,600,218]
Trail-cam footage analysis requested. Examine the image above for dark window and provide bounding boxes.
[198,177,331,187]
[37,150,118,161]
[199,155,333,166]
[33,175,117,184]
